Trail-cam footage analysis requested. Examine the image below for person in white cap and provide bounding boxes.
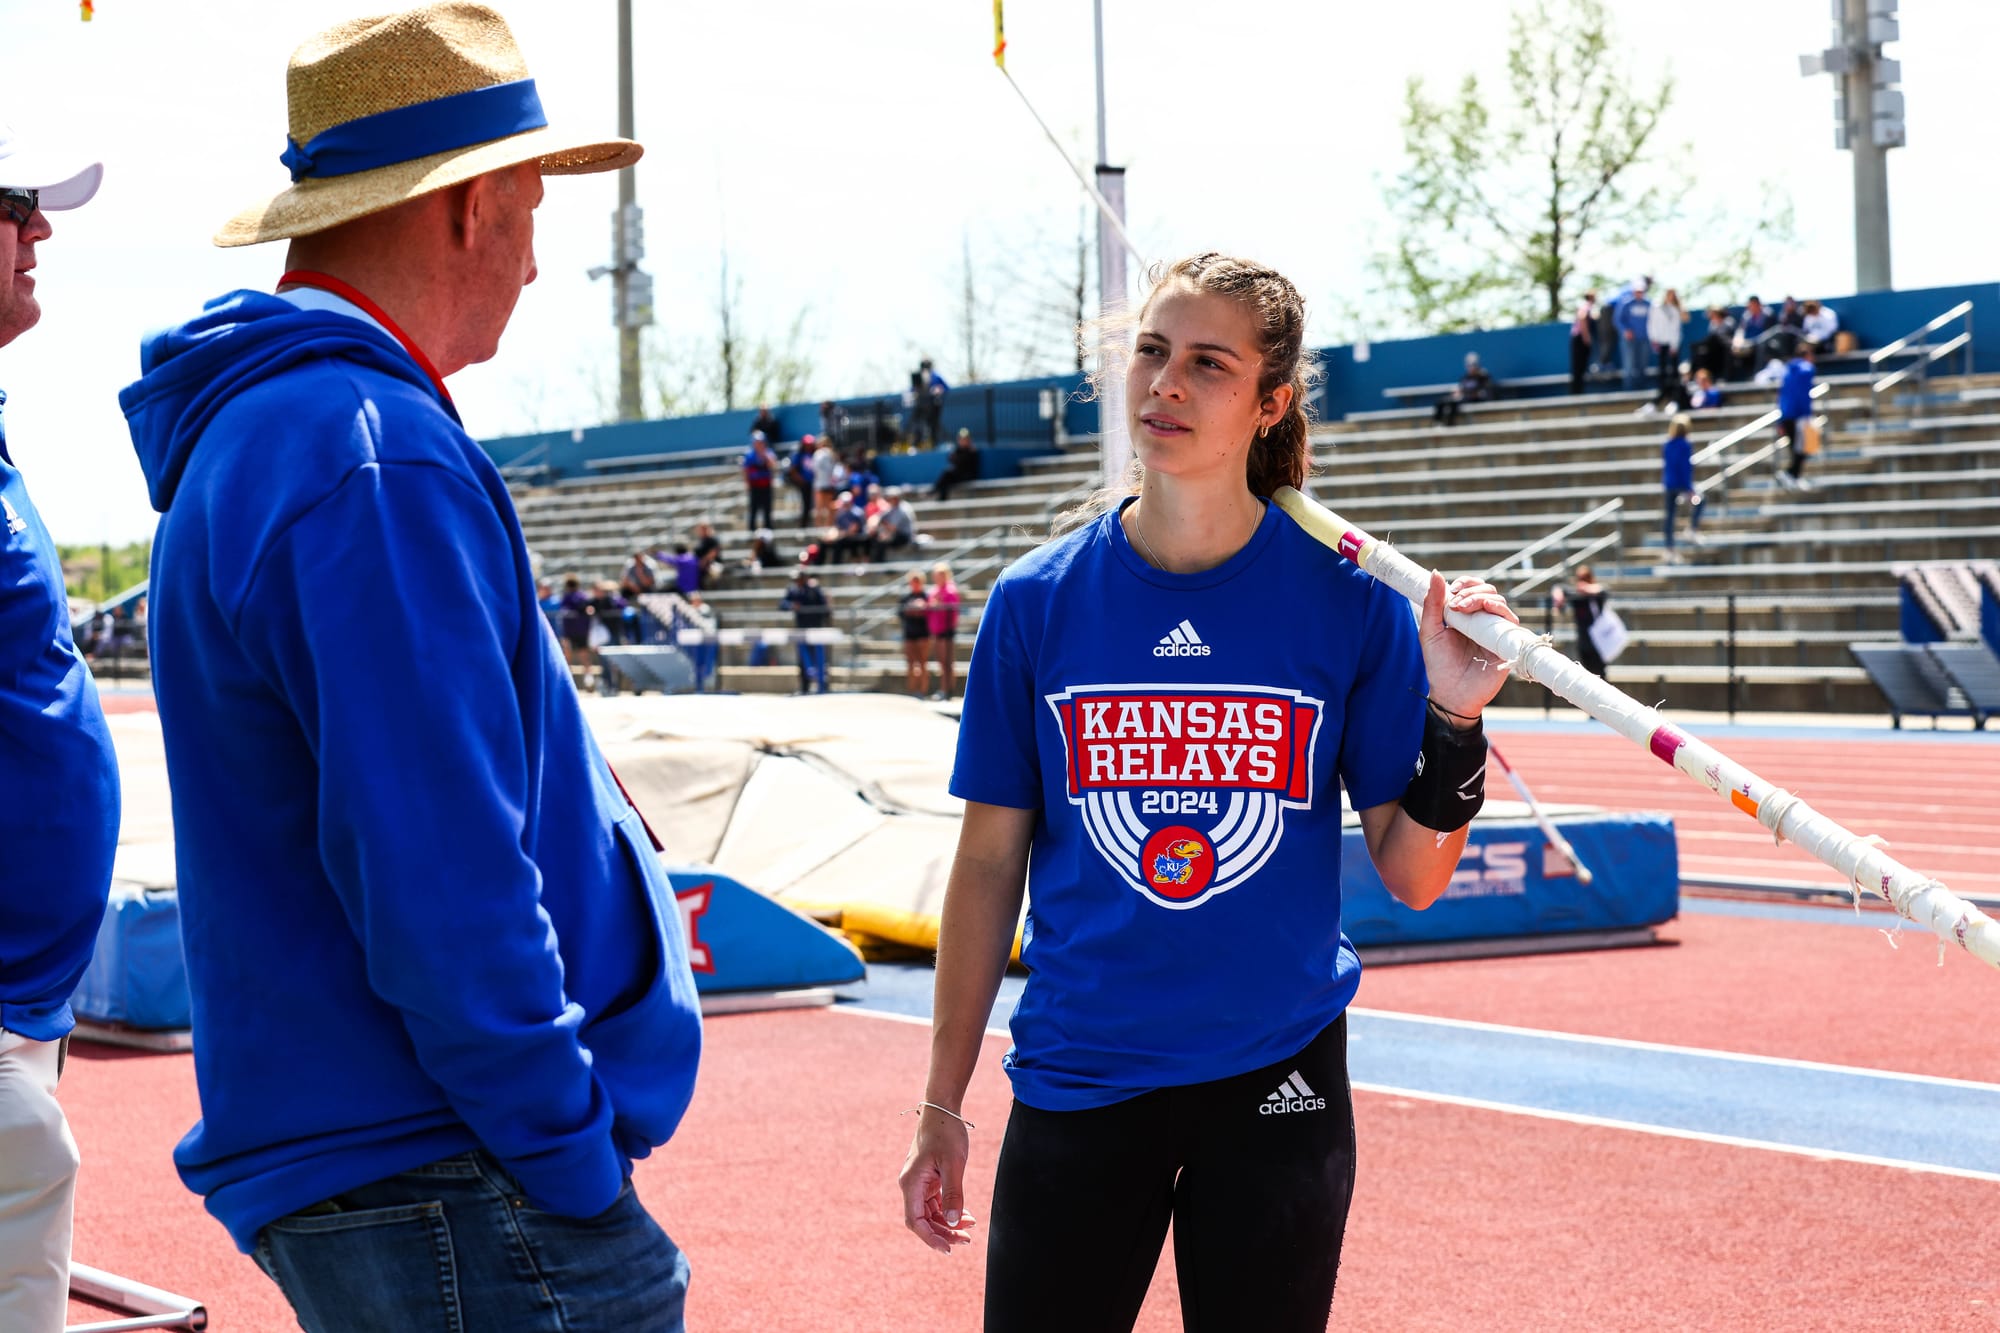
[0,122,119,1333]
[117,6,701,1330]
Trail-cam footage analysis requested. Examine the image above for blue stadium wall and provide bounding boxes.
[483,280,1997,481]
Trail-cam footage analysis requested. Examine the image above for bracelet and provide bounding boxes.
[903,1101,976,1130]
[1425,698,1482,724]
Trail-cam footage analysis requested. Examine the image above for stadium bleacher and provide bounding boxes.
[506,363,2000,712]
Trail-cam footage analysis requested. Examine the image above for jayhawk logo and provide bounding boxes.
[1046,684,1326,909]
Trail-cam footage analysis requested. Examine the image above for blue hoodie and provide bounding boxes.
[120,291,701,1252]
[0,390,120,1041]
[1778,355,1816,420]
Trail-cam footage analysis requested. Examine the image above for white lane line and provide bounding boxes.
[1352,1082,2000,1185]
[1350,1007,2000,1094]
[836,1005,2000,1181]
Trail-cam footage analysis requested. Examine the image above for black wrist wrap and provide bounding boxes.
[1400,707,1487,832]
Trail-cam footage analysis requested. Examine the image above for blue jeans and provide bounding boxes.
[252,1151,688,1333]
[797,641,828,691]
[1619,333,1650,389]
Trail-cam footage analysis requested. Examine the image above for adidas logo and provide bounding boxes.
[1259,1070,1326,1115]
[1153,618,1212,657]
[2,496,24,536]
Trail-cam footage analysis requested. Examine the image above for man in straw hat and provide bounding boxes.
[119,6,701,1328]
[0,121,119,1333]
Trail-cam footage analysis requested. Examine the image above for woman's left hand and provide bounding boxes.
[1418,571,1520,725]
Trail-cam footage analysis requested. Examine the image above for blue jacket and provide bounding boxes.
[1778,357,1816,419]
[0,391,120,1041]
[120,292,701,1251]
[1662,433,1694,492]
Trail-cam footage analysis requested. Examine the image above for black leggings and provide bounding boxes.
[985,1016,1355,1333]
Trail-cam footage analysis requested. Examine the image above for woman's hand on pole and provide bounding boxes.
[1419,570,1519,724]
[899,1108,978,1255]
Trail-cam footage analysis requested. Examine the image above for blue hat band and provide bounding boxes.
[280,78,548,183]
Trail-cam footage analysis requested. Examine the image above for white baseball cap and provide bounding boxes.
[0,122,103,210]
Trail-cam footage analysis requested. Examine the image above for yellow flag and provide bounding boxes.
[992,0,1006,69]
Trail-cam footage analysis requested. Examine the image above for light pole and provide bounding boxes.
[589,0,651,420]
[1802,0,1903,292]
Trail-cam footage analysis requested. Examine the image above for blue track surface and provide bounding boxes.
[841,961,2000,1179]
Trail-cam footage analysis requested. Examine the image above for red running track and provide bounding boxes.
[1488,728,2000,901]
[64,913,2000,1331]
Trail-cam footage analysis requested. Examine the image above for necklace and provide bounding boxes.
[1131,500,1259,573]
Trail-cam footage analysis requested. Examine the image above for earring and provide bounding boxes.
[1258,421,1270,440]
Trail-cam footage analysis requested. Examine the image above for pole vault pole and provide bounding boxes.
[1273,486,2000,972]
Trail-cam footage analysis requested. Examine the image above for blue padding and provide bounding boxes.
[1901,585,1946,644]
[1983,583,2000,657]
[663,865,865,993]
[1341,813,1678,947]
[73,888,191,1031]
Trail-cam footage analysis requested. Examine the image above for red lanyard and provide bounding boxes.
[277,269,453,406]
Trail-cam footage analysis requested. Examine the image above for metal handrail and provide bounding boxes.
[1507,530,1620,599]
[1868,301,1975,430]
[1869,300,1974,366]
[843,524,1011,645]
[1482,497,1625,586]
[1694,381,1830,498]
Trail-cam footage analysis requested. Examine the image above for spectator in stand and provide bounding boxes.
[1801,300,1838,354]
[1432,352,1492,427]
[1648,288,1686,402]
[750,401,781,445]
[1612,276,1654,390]
[1771,297,1804,361]
[860,482,887,524]
[664,543,700,596]
[1775,341,1818,491]
[536,579,562,634]
[621,548,657,602]
[812,436,843,526]
[826,489,868,565]
[926,560,962,700]
[785,434,816,526]
[780,569,832,694]
[745,527,783,570]
[910,358,948,447]
[868,487,917,564]
[934,427,983,500]
[1731,295,1770,380]
[1551,566,1611,679]
[1686,367,1724,410]
[898,572,932,697]
[743,430,776,532]
[1660,413,1702,563]
[681,591,717,691]
[1695,305,1736,381]
[846,446,880,501]
[1568,290,1599,395]
[590,580,629,647]
[558,575,594,673]
[691,520,723,587]
[819,398,846,450]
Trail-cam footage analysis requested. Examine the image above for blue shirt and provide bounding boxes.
[121,291,701,1251]
[1778,356,1816,420]
[1614,288,1652,338]
[951,498,1425,1110]
[1662,434,1694,492]
[0,390,120,1041]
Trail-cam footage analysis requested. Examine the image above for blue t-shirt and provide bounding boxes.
[950,498,1426,1110]
[1662,434,1694,492]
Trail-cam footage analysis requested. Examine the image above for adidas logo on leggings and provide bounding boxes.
[1260,1070,1326,1115]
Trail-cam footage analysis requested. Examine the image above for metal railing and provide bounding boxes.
[842,524,1015,659]
[1691,380,1831,501]
[1868,300,1975,430]
[1482,496,1625,598]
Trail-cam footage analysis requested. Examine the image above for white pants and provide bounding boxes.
[0,1029,78,1333]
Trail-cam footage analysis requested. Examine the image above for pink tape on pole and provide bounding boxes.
[1648,725,1689,766]
[1337,529,1369,562]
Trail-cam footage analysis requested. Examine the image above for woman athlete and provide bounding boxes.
[897,253,1518,1332]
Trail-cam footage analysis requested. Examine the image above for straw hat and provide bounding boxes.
[215,2,640,247]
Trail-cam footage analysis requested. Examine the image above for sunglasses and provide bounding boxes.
[1,187,39,227]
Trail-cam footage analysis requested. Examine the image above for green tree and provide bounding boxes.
[58,541,151,601]
[1375,0,1786,334]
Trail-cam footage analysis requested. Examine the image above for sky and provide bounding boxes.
[1,0,1995,546]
